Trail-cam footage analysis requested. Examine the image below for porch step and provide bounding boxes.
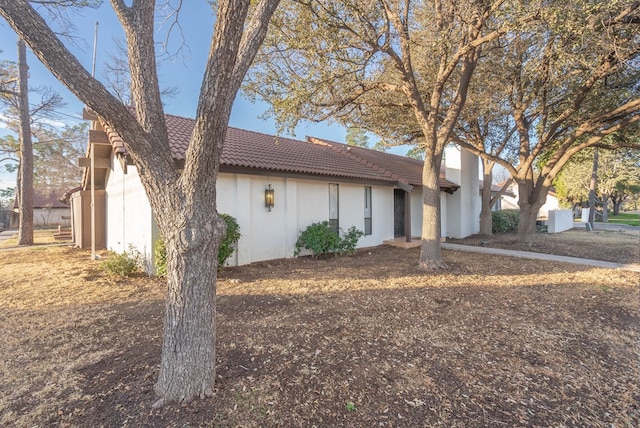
[54,227,72,241]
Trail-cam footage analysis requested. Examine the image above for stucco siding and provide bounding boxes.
[104,161,155,270]
[440,193,448,238]
[410,189,423,238]
[216,175,402,266]
[103,166,466,271]
[444,146,480,238]
[363,186,394,247]
[33,207,71,227]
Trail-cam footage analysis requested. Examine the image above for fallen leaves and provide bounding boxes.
[0,237,638,427]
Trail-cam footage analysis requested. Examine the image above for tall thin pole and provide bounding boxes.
[90,21,98,259]
[92,21,99,77]
[588,148,599,230]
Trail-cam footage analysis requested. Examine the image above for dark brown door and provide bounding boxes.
[394,189,405,237]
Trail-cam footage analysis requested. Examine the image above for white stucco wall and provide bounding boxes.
[104,164,453,270]
[369,186,394,247]
[537,194,560,219]
[104,160,156,271]
[407,189,420,238]
[33,207,71,227]
[444,146,480,238]
[217,174,400,266]
[440,192,448,238]
[547,209,573,233]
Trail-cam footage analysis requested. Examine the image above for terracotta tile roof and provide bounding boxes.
[161,114,400,184]
[479,181,516,196]
[106,112,460,191]
[307,136,459,192]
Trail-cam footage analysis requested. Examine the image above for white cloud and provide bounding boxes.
[39,117,67,128]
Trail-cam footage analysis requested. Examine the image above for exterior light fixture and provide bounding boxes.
[265,184,275,211]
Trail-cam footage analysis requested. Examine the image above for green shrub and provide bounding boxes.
[492,209,520,233]
[218,213,241,271]
[295,221,364,257]
[101,246,142,277]
[153,213,241,277]
[339,226,365,255]
[154,239,167,278]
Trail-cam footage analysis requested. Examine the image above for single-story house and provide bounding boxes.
[500,182,559,219]
[478,182,516,212]
[11,190,71,228]
[72,109,481,270]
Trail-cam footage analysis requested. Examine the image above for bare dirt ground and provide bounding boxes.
[0,228,639,427]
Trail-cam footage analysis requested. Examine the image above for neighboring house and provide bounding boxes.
[10,190,71,228]
[72,109,480,270]
[479,181,516,212]
[500,182,560,219]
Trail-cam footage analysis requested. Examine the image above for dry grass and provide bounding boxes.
[0,229,638,427]
[0,247,162,426]
[0,228,64,248]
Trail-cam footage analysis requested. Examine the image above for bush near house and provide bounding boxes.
[217,214,241,270]
[492,209,520,234]
[154,213,241,276]
[101,246,143,277]
[153,239,167,278]
[295,221,364,257]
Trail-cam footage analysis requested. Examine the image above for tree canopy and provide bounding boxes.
[555,145,640,215]
[246,0,538,268]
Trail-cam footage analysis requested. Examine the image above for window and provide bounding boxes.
[329,183,339,234]
[364,186,372,235]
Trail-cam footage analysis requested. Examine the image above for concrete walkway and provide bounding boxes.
[572,221,640,232]
[442,243,640,273]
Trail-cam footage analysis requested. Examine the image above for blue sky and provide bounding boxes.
[0,2,368,190]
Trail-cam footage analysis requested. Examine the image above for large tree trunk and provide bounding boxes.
[419,154,447,270]
[612,197,623,215]
[517,202,541,244]
[153,212,225,407]
[17,39,33,246]
[151,170,227,407]
[516,181,547,244]
[0,0,281,409]
[479,159,493,235]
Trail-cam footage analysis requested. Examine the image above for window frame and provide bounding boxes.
[364,186,372,235]
[329,183,339,234]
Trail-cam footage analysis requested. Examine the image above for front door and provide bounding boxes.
[394,189,405,237]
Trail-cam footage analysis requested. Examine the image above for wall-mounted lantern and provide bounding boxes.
[265,184,275,211]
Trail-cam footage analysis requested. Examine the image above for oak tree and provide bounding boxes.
[245,0,535,269]
[0,0,280,406]
[555,145,640,217]
[453,1,640,242]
